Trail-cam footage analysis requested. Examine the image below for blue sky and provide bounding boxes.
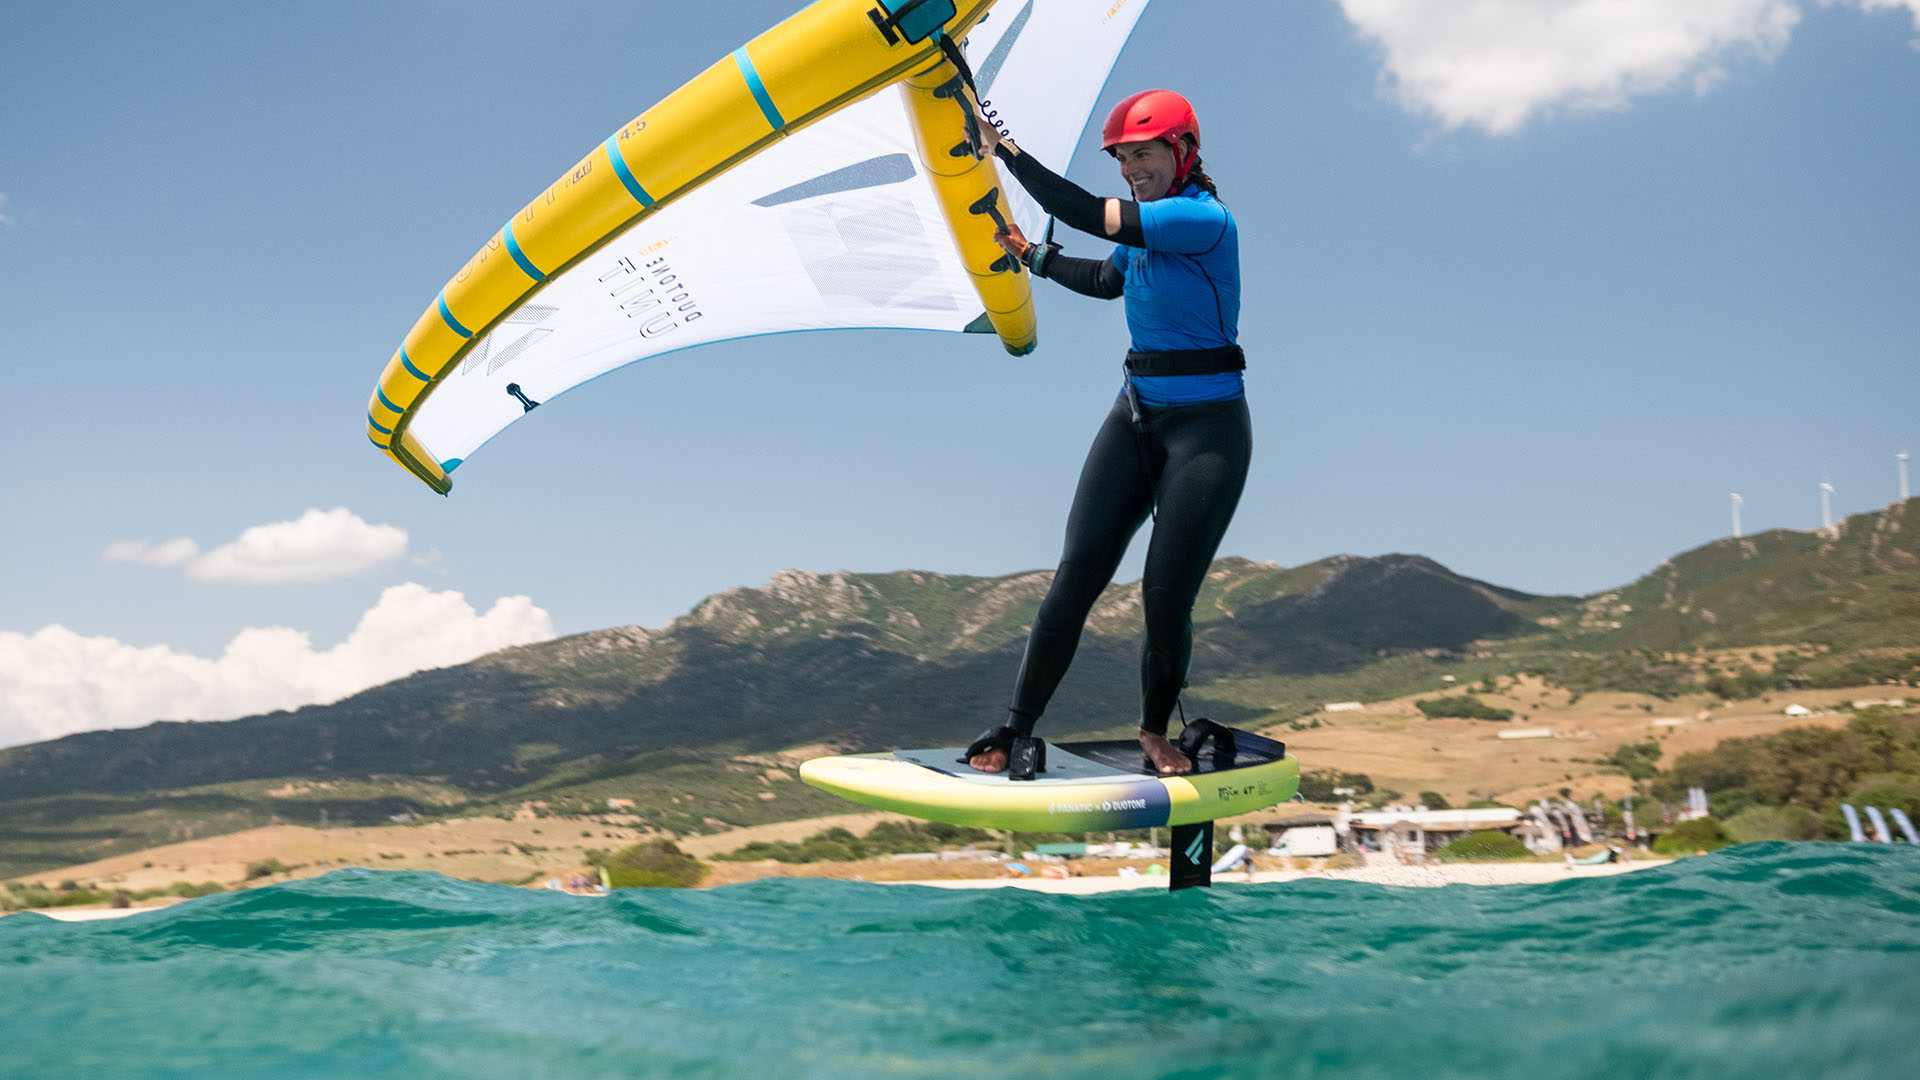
[2,0,1916,747]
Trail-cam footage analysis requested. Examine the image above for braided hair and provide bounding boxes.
[1174,135,1219,200]
[1185,156,1220,200]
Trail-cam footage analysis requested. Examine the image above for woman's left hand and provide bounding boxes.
[993,220,1029,259]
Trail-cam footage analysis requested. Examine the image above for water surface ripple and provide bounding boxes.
[3,843,1916,1078]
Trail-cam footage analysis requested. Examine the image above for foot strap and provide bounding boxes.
[959,725,1018,765]
[1007,735,1046,781]
[1175,718,1238,768]
[958,727,1047,780]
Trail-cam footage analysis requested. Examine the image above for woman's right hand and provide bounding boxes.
[970,101,1003,157]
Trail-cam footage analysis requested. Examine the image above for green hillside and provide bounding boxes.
[1590,498,1920,651]
[3,504,1916,879]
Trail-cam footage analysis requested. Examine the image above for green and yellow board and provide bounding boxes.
[800,728,1300,833]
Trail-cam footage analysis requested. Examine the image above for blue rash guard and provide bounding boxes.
[1113,185,1242,406]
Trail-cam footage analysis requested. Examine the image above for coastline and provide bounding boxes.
[8,856,1668,918]
[895,856,1666,893]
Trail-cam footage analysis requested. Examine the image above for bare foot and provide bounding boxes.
[969,747,1009,773]
[1140,730,1192,775]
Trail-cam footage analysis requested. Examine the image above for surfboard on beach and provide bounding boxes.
[798,726,1300,834]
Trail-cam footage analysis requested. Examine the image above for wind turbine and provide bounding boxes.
[1820,480,1835,531]
[1901,452,1911,503]
[1731,492,1743,538]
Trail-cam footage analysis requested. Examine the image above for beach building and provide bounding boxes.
[1345,806,1526,858]
[1255,813,1341,856]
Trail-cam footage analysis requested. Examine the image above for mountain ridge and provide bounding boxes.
[2,501,1914,877]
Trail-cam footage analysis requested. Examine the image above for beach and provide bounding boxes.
[12,853,1666,917]
[899,853,1665,892]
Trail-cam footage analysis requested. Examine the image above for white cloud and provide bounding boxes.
[109,507,408,583]
[0,583,555,749]
[1824,0,1920,42]
[103,537,200,566]
[189,507,408,583]
[1337,0,1802,133]
[0,193,12,228]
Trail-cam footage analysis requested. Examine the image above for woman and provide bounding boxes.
[963,90,1250,779]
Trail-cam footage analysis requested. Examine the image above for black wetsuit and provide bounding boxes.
[995,145,1252,737]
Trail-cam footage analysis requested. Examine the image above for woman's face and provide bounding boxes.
[1112,138,1181,201]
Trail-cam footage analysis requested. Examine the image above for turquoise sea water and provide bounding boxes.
[3,843,1917,1079]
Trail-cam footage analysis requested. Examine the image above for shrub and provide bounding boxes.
[1725,805,1823,843]
[1417,791,1451,810]
[1416,696,1513,721]
[1706,666,1772,700]
[714,820,999,863]
[1652,817,1734,855]
[862,821,934,854]
[713,839,809,863]
[244,859,290,880]
[1435,831,1532,861]
[1297,769,1375,802]
[798,838,856,862]
[1707,787,1755,820]
[1610,739,1664,781]
[1848,779,1920,821]
[601,839,707,888]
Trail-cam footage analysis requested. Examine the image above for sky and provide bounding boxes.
[2,0,1916,749]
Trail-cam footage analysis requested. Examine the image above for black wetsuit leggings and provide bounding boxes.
[1010,390,1252,736]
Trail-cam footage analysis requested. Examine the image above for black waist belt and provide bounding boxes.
[1124,345,1246,376]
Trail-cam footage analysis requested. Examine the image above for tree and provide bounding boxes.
[1298,769,1374,802]
[1652,818,1733,855]
[600,839,707,888]
[1415,695,1513,721]
[1610,739,1663,781]
[1724,805,1821,843]
[1435,831,1530,861]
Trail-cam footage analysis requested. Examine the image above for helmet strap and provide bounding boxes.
[1167,137,1197,195]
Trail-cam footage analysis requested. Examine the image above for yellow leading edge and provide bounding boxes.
[367,0,1033,494]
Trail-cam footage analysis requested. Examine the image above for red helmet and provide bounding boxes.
[1101,89,1201,180]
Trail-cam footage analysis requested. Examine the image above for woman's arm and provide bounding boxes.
[993,220,1124,300]
[994,141,1145,248]
[1042,254,1125,299]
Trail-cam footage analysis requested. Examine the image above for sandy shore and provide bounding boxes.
[895,856,1666,893]
[9,856,1666,918]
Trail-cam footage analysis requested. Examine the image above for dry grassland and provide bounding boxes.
[7,674,1884,905]
[1251,674,1860,807]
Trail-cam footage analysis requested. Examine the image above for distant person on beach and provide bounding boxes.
[958,89,1248,781]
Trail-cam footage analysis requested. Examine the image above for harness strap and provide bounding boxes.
[1124,345,1246,377]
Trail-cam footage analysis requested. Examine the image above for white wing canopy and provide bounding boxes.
[401,0,1148,480]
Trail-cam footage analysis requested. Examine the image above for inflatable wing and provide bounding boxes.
[366,0,1150,493]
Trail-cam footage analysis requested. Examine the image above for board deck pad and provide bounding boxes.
[800,727,1300,834]
[889,733,1286,784]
